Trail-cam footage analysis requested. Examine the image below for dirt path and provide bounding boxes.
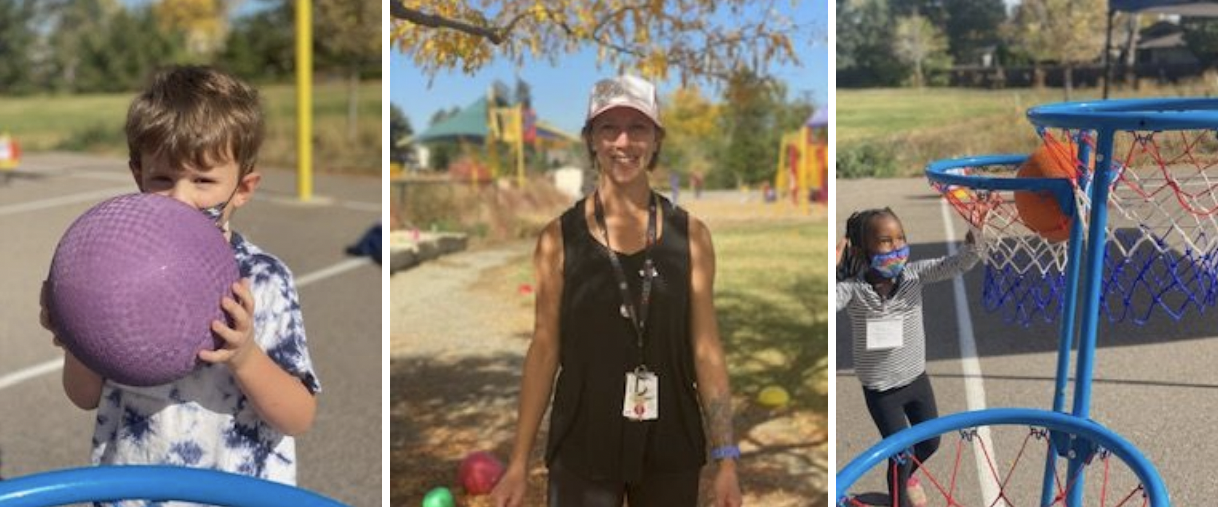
[390,241,534,359]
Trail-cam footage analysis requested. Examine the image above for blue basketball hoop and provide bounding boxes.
[836,408,1169,507]
[0,466,348,507]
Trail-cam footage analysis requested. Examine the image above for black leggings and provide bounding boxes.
[863,373,940,507]
[547,457,700,507]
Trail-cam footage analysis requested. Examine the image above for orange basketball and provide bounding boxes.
[1015,139,1078,243]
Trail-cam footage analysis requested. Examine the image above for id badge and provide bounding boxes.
[866,316,904,350]
[623,369,659,421]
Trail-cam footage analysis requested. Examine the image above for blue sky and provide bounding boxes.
[122,0,270,18]
[392,0,829,136]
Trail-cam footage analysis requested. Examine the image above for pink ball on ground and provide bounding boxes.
[47,193,239,387]
[458,451,505,496]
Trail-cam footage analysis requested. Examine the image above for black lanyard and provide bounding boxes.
[593,190,657,362]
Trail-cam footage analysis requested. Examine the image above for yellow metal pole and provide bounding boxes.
[295,0,313,201]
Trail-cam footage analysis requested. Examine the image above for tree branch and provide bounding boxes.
[390,1,509,45]
[390,0,793,83]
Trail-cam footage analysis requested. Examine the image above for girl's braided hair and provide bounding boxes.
[838,207,900,281]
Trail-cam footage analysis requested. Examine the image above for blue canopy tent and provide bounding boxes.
[1104,0,1218,98]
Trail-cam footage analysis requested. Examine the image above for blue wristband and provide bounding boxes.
[710,445,741,461]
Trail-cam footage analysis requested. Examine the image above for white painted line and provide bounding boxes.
[0,257,374,392]
[259,194,380,214]
[295,258,374,286]
[0,187,130,217]
[0,359,61,391]
[940,199,1000,506]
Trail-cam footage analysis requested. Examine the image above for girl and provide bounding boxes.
[836,207,982,507]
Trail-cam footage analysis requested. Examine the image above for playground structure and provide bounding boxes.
[407,88,578,186]
[834,98,1218,506]
[775,108,827,213]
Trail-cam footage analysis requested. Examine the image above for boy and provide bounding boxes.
[42,66,320,503]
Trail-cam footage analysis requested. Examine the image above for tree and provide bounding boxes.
[42,1,186,93]
[153,0,230,60]
[0,0,38,94]
[219,1,295,82]
[659,85,721,179]
[941,0,1006,65]
[317,0,381,142]
[429,106,460,126]
[44,0,121,92]
[98,6,183,91]
[391,0,805,85]
[1014,0,1106,99]
[893,13,949,87]
[514,77,531,108]
[714,69,809,188]
[1182,16,1218,67]
[390,103,414,166]
[837,0,907,87]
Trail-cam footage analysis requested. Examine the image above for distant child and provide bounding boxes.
[835,207,981,507]
[41,66,320,504]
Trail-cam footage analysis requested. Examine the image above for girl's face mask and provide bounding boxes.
[870,245,910,279]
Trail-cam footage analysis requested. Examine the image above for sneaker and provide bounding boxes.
[906,477,928,507]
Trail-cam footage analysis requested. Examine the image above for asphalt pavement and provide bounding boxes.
[0,153,381,506]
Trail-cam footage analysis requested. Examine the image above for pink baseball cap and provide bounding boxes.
[585,75,662,128]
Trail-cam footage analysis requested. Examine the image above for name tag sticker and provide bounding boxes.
[866,316,904,350]
[623,371,659,421]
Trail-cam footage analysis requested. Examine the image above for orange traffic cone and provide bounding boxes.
[0,132,20,171]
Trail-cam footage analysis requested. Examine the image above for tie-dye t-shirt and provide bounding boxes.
[90,232,320,505]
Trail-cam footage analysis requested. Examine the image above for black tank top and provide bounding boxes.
[546,194,707,483]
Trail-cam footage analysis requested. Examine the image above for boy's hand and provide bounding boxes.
[836,237,849,265]
[39,280,62,347]
[200,279,258,370]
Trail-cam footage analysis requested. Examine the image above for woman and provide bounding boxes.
[491,75,742,507]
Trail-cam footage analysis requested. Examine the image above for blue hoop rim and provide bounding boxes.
[0,466,349,507]
[1028,97,1218,131]
[925,154,1077,218]
[835,408,1169,506]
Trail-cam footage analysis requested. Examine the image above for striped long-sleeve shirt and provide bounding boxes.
[837,242,981,391]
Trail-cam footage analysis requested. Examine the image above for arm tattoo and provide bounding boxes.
[703,394,735,447]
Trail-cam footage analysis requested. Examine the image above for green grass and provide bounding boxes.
[837,88,1065,145]
[714,220,828,412]
[0,80,381,174]
[838,82,1218,177]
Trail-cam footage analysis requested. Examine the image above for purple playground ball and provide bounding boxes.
[47,193,239,386]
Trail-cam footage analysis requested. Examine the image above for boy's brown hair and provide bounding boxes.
[125,66,264,176]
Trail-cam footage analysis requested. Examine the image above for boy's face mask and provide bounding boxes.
[200,200,227,225]
[199,183,241,232]
[870,245,910,279]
